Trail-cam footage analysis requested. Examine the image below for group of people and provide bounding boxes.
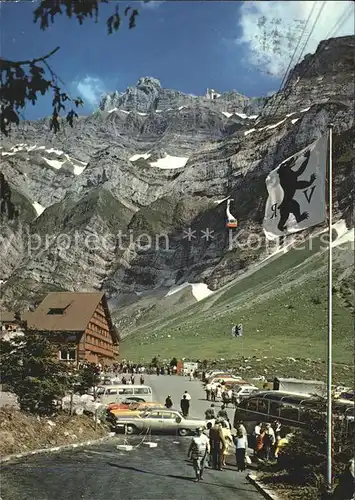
[164,391,192,417]
[120,374,145,385]
[252,420,283,461]
[205,383,233,406]
[187,418,250,482]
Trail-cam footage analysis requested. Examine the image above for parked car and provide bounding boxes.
[114,408,209,436]
[109,402,164,418]
[95,384,153,405]
[108,400,162,411]
[232,385,259,404]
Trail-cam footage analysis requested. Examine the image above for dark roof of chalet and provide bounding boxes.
[0,311,17,323]
[26,292,111,333]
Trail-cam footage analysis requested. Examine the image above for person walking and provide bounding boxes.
[183,390,191,401]
[333,457,355,500]
[235,419,247,437]
[255,427,266,460]
[187,427,210,482]
[180,394,190,417]
[210,384,217,402]
[217,403,228,420]
[204,422,213,467]
[234,429,248,471]
[140,375,145,384]
[264,423,276,461]
[205,383,212,401]
[209,420,225,470]
[253,422,262,456]
[165,395,173,408]
[205,404,216,420]
[220,420,233,467]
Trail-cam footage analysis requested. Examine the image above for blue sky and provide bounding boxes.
[1,1,353,119]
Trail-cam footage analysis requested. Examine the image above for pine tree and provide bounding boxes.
[1,333,73,414]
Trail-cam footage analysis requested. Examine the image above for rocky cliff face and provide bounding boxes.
[0,35,354,313]
[99,75,266,115]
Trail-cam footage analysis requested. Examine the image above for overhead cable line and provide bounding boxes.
[264,1,318,118]
[294,1,327,67]
[289,3,352,95]
[270,1,355,119]
[270,1,327,118]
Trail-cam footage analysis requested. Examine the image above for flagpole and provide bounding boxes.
[326,123,333,494]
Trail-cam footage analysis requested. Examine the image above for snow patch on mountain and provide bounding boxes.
[166,282,214,301]
[46,148,64,155]
[73,164,86,175]
[32,201,45,216]
[222,111,258,119]
[214,197,229,204]
[332,219,355,248]
[1,151,16,157]
[130,153,152,162]
[149,155,188,169]
[0,142,87,175]
[244,110,306,136]
[266,118,288,130]
[43,157,64,170]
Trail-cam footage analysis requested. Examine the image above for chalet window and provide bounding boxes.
[60,349,76,361]
[48,308,66,315]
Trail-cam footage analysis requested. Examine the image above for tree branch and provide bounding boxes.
[0,46,60,67]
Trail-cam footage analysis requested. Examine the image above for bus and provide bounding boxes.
[234,391,354,437]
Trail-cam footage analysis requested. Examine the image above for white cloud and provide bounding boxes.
[140,1,165,9]
[237,1,354,77]
[74,76,106,108]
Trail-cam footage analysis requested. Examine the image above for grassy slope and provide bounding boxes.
[121,234,354,370]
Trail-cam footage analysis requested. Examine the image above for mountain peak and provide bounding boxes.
[99,76,263,115]
[136,76,161,89]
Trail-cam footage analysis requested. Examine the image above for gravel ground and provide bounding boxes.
[1,374,263,500]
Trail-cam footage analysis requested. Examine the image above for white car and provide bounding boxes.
[233,385,259,403]
[114,408,209,436]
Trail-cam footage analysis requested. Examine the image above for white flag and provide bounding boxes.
[263,134,327,240]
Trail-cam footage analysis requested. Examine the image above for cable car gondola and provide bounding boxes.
[226,198,238,229]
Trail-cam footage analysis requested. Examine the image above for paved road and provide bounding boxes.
[1,374,262,500]
[146,373,237,422]
[1,438,261,500]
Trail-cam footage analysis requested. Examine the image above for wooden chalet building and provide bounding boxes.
[26,292,119,366]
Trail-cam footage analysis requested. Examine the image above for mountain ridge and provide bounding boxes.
[0,35,354,335]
